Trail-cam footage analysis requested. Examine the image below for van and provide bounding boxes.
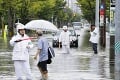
[72,22,83,30]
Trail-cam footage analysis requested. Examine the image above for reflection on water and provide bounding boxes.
[89,54,114,79]
[0,37,14,76]
[110,64,114,79]
[78,56,90,70]
[0,53,14,76]
[115,72,120,80]
[0,37,13,52]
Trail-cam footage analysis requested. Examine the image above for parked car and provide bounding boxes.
[52,28,80,48]
[72,22,83,30]
[52,30,62,47]
[69,28,79,47]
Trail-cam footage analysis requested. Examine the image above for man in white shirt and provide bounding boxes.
[59,26,70,54]
[89,25,99,54]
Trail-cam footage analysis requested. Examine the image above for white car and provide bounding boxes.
[52,28,80,48]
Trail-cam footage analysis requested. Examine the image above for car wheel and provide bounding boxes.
[52,43,55,47]
[75,41,78,48]
[75,44,78,48]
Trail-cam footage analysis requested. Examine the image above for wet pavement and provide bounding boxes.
[0,48,113,80]
[0,28,114,80]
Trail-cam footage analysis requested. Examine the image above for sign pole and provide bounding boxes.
[99,0,106,49]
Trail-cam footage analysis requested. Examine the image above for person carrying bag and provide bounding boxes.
[34,30,55,80]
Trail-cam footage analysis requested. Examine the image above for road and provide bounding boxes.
[0,28,114,80]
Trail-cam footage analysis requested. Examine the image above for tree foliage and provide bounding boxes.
[0,0,80,36]
[0,0,66,25]
[77,0,95,24]
[77,0,110,24]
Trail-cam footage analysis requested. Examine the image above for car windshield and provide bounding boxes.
[54,30,62,36]
[55,32,60,35]
[69,30,75,36]
[72,22,82,26]
[54,29,75,36]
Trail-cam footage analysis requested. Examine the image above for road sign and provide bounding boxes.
[100,10,105,15]
[100,4,104,9]
[100,15,104,26]
[100,15,104,20]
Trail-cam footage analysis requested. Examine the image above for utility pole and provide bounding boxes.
[95,0,99,28]
[109,0,115,65]
[99,0,106,49]
[109,0,115,77]
[115,0,120,79]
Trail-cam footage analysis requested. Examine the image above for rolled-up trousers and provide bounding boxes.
[14,60,32,80]
[62,44,70,54]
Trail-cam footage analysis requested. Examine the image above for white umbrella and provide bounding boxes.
[24,20,59,32]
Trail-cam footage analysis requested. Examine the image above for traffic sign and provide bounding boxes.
[100,4,104,9]
[100,10,105,15]
[100,3,105,9]
[100,15,104,26]
[100,15,104,21]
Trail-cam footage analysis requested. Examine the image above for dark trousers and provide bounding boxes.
[91,43,98,54]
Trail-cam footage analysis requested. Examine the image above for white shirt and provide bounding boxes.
[59,31,70,45]
[89,27,99,43]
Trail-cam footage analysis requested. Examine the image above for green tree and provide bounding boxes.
[28,0,56,20]
[77,0,96,24]
[52,0,66,27]
[77,0,110,24]
[0,0,78,36]
[60,7,74,26]
[72,13,82,22]
[0,0,20,36]
[52,0,76,27]
[18,0,31,24]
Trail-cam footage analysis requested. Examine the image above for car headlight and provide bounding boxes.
[70,36,77,41]
[53,36,58,40]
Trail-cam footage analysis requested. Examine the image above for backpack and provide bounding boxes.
[47,46,55,64]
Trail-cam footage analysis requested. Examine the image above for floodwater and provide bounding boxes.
[0,37,12,52]
[0,37,14,76]
[0,35,115,80]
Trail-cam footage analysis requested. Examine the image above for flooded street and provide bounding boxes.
[0,30,114,80]
[0,37,12,52]
[0,46,114,80]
